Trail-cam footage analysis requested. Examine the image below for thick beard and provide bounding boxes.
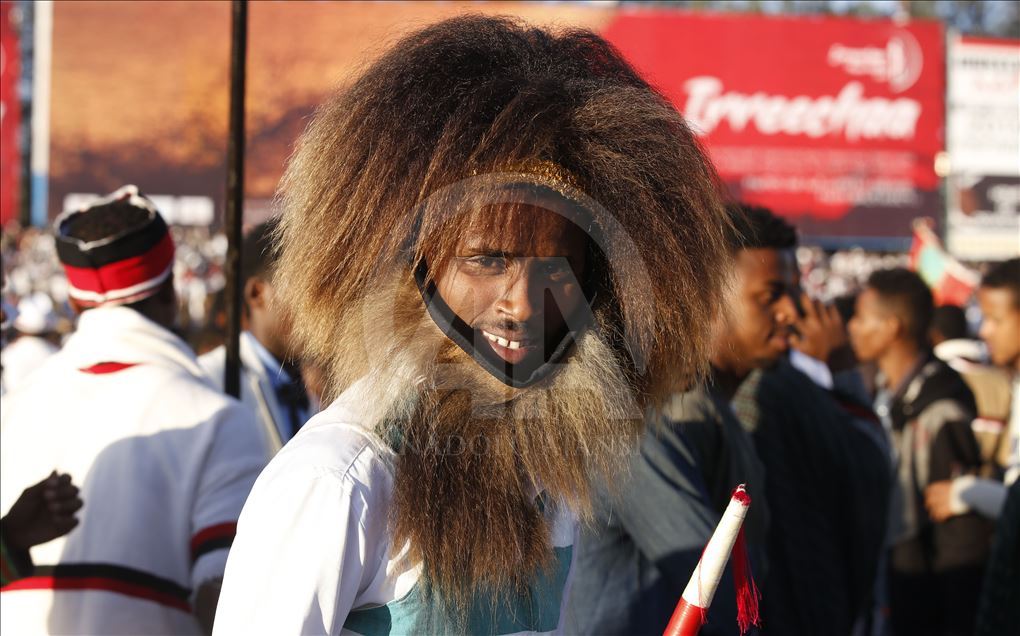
[354,276,643,620]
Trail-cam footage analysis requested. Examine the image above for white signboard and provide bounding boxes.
[946,34,1020,261]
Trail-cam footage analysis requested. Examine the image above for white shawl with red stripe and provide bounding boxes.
[0,306,268,635]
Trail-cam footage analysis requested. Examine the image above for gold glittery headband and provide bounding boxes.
[470,159,585,204]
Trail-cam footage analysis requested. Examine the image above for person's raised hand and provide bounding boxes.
[791,292,847,363]
[1,471,83,550]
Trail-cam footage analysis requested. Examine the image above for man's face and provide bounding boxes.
[978,286,1020,370]
[848,287,896,363]
[246,276,297,362]
[435,205,587,375]
[716,248,797,373]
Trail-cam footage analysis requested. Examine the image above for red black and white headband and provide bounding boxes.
[55,185,175,307]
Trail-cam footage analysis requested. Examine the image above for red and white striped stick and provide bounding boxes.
[663,484,759,636]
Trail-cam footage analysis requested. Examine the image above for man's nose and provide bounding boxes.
[495,268,543,323]
[775,293,798,325]
[978,321,992,342]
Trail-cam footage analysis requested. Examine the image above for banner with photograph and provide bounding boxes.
[945,35,1020,261]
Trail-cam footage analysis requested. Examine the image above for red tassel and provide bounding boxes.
[730,526,760,634]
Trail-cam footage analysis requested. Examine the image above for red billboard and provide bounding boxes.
[40,3,946,247]
[604,11,945,247]
[0,0,20,227]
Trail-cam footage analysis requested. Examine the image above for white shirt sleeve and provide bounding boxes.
[190,402,269,591]
[789,349,834,390]
[212,452,384,635]
[949,475,1008,520]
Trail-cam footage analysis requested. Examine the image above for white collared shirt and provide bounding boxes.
[245,332,309,440]
[789,348,834,390]
[214,380,579,636]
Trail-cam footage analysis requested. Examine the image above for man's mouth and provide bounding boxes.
[481,329,536,364]
[769,327,792,350]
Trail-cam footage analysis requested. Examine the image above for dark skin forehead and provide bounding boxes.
[855,287,890,318]
[456,204,588,268]
[863,287,912,326]
[980,286,1020,313]
[736,248,795,294]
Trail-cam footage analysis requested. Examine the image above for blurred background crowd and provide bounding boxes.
[0,225,915,353]
[0,2,1017,636]
[2,224,231,354]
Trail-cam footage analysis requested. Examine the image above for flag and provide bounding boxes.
[909,219,980,306]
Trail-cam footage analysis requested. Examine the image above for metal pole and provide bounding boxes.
[223,0,247,398]
[30,0,52,227]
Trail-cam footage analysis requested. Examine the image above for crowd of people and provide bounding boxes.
[1,15,1017,636]
[1,222,233,357]
[798,248,909,303]
[1,227,915,357]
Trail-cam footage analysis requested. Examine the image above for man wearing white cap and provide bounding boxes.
[0,186,268,635]
[1,292,60,392]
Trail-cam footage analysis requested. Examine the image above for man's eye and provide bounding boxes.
[464,255,507,272]
[541,262,572,281]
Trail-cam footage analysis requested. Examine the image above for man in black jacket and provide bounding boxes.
[727,217,891,636]
[849,268,991,636]
[733,357,891,636]
[565,204,796,636]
